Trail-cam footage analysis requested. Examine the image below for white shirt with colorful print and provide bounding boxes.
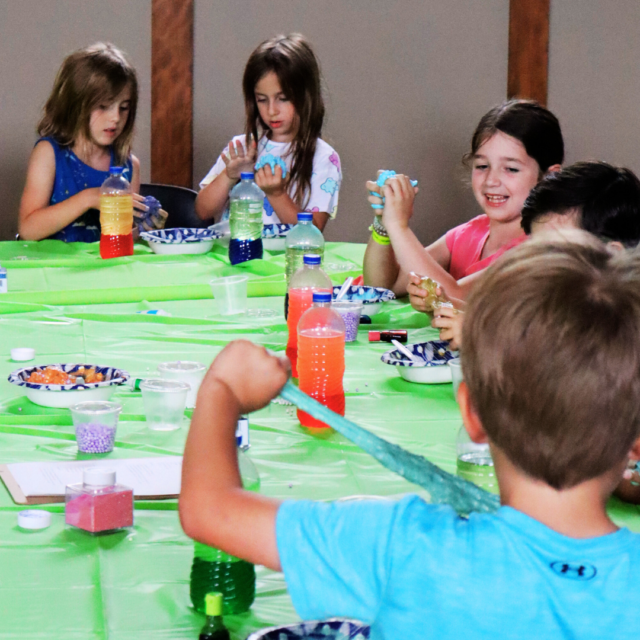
[199,135,342,224]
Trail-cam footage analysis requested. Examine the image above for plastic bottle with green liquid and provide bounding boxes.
[199,592,230,640]
[189,449,259,614]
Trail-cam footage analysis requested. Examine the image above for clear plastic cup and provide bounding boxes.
[140,379,190,431]
[331,301,363,342]
[210,275,248,315]
[448,357,463,401]
[69,401,122,453]
[157,361,206,409]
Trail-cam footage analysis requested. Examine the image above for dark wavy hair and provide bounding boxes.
[521,161,640,247]
[38,42,138,165]
[243,34,324,210]
[464,99,564,173]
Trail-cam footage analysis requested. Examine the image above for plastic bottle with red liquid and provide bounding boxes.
[286,255,332,377]
[99,166,134,259]
[297,291,346,428]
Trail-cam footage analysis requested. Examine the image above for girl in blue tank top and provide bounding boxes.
[19,43,144,243]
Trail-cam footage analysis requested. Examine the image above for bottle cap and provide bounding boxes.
[18,509,51,530]
[368,331,381,342]
[109,166,124,174]
[83,468,116,487]
[204,592,224,616]
[297,212,313,222]
[313,292,332,304]
[303,255,321,265]
[240,172,254,180]
[11,347,35,362]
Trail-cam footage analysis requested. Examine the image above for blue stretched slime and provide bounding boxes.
[280,380,499,515]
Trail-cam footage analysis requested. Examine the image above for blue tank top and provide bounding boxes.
[39,137,133,243]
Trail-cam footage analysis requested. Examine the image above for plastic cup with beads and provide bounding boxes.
[331,301,363,343]
[70,401,122,454]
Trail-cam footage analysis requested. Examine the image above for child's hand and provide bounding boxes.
[222,137,257,180]
[366,180,383,209]
[381,174,418,230]
[432,305,464,351]
[407,272,432,314]
[203,340,290,414]
[255,163,286,197]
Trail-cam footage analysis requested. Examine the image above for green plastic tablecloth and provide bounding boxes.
[0,239,638,639]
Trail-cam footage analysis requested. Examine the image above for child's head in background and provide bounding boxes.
[38,42,138,165]
[242,33,324,208]
[463,100,564,226]
[462,236,640,491]
[521,161,640,248]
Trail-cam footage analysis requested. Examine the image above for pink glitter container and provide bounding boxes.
[65,468,133,533]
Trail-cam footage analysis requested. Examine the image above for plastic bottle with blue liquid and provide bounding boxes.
[228,172,264,265]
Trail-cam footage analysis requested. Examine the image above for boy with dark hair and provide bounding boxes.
[521,160,640,247]
[180,236,640,640]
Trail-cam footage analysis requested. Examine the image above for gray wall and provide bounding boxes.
[0,0,151,241]
[548,1,640,175]
[194,0,509,243]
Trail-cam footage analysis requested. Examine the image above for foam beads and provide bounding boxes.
[255,154,287,179]
[280,380,499,515]
[370,170,419,209]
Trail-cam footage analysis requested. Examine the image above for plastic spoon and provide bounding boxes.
[335,276,354,301]
[391,339,424,365]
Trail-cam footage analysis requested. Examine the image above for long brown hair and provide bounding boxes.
[243,34,325,209]
[38,42,138,165]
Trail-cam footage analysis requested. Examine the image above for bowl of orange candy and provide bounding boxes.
[8,364,129,408]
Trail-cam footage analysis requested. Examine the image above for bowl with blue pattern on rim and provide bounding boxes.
[381,340,458,383]
[140,228,222,255]
[246,619,370,639]
[331,285,395,316]
[262,223,292,251]
[8,363,130,408]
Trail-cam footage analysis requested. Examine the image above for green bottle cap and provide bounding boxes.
[205,592,224,616]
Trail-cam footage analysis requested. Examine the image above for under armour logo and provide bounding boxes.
[550,561,597,581]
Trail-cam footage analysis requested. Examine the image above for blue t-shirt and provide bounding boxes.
[39,137,133,243]
[277,496,640,640]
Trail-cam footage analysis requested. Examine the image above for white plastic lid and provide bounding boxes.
[11,348,35,362]
[18,509,51,530]
[83,468,116,486]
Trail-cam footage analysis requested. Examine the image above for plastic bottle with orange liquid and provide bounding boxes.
[286,255,332,377]
[99,166,134,259]
[297,291,346,428]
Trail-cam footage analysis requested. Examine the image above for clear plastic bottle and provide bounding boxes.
[199,592,230,640]
[228,172,264,265]
[285,212,325,284]
[286,255,332,378]
[455,426,498,493]
[297,291,346,428]
[99,166,134,259]
[189,450,259,614]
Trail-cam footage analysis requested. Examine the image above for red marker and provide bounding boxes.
[369,330,408,343]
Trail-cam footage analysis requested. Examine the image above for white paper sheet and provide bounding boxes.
[6,456,182,497]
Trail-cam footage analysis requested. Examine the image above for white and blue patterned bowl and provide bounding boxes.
[141,228,221,255]
[381,340,458,384]
[332,285,395,316]
[8,364,130,408]
[247,619,369,640]
[262,223,292,251]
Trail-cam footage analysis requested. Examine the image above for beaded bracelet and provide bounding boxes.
[372,215,388,237]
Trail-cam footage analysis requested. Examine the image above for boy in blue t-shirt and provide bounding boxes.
[180,235,640,639]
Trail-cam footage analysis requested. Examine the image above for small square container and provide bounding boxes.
[65,468,133,533]
[331,301,363,342]
[70,401,122,454]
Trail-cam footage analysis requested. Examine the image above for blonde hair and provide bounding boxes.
[38,42,138,165]
[462,234,640,489]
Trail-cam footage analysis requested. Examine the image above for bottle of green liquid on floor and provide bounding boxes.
[199,592,230,640]
[190,450,259,614]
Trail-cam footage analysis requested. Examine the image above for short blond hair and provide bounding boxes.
[462,233,640,489]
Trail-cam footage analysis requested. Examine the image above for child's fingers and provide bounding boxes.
[366,181,382,194]
[367,194,383,206]
[407,281,427,298]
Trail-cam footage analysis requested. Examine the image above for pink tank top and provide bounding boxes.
[445,215,526,279]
